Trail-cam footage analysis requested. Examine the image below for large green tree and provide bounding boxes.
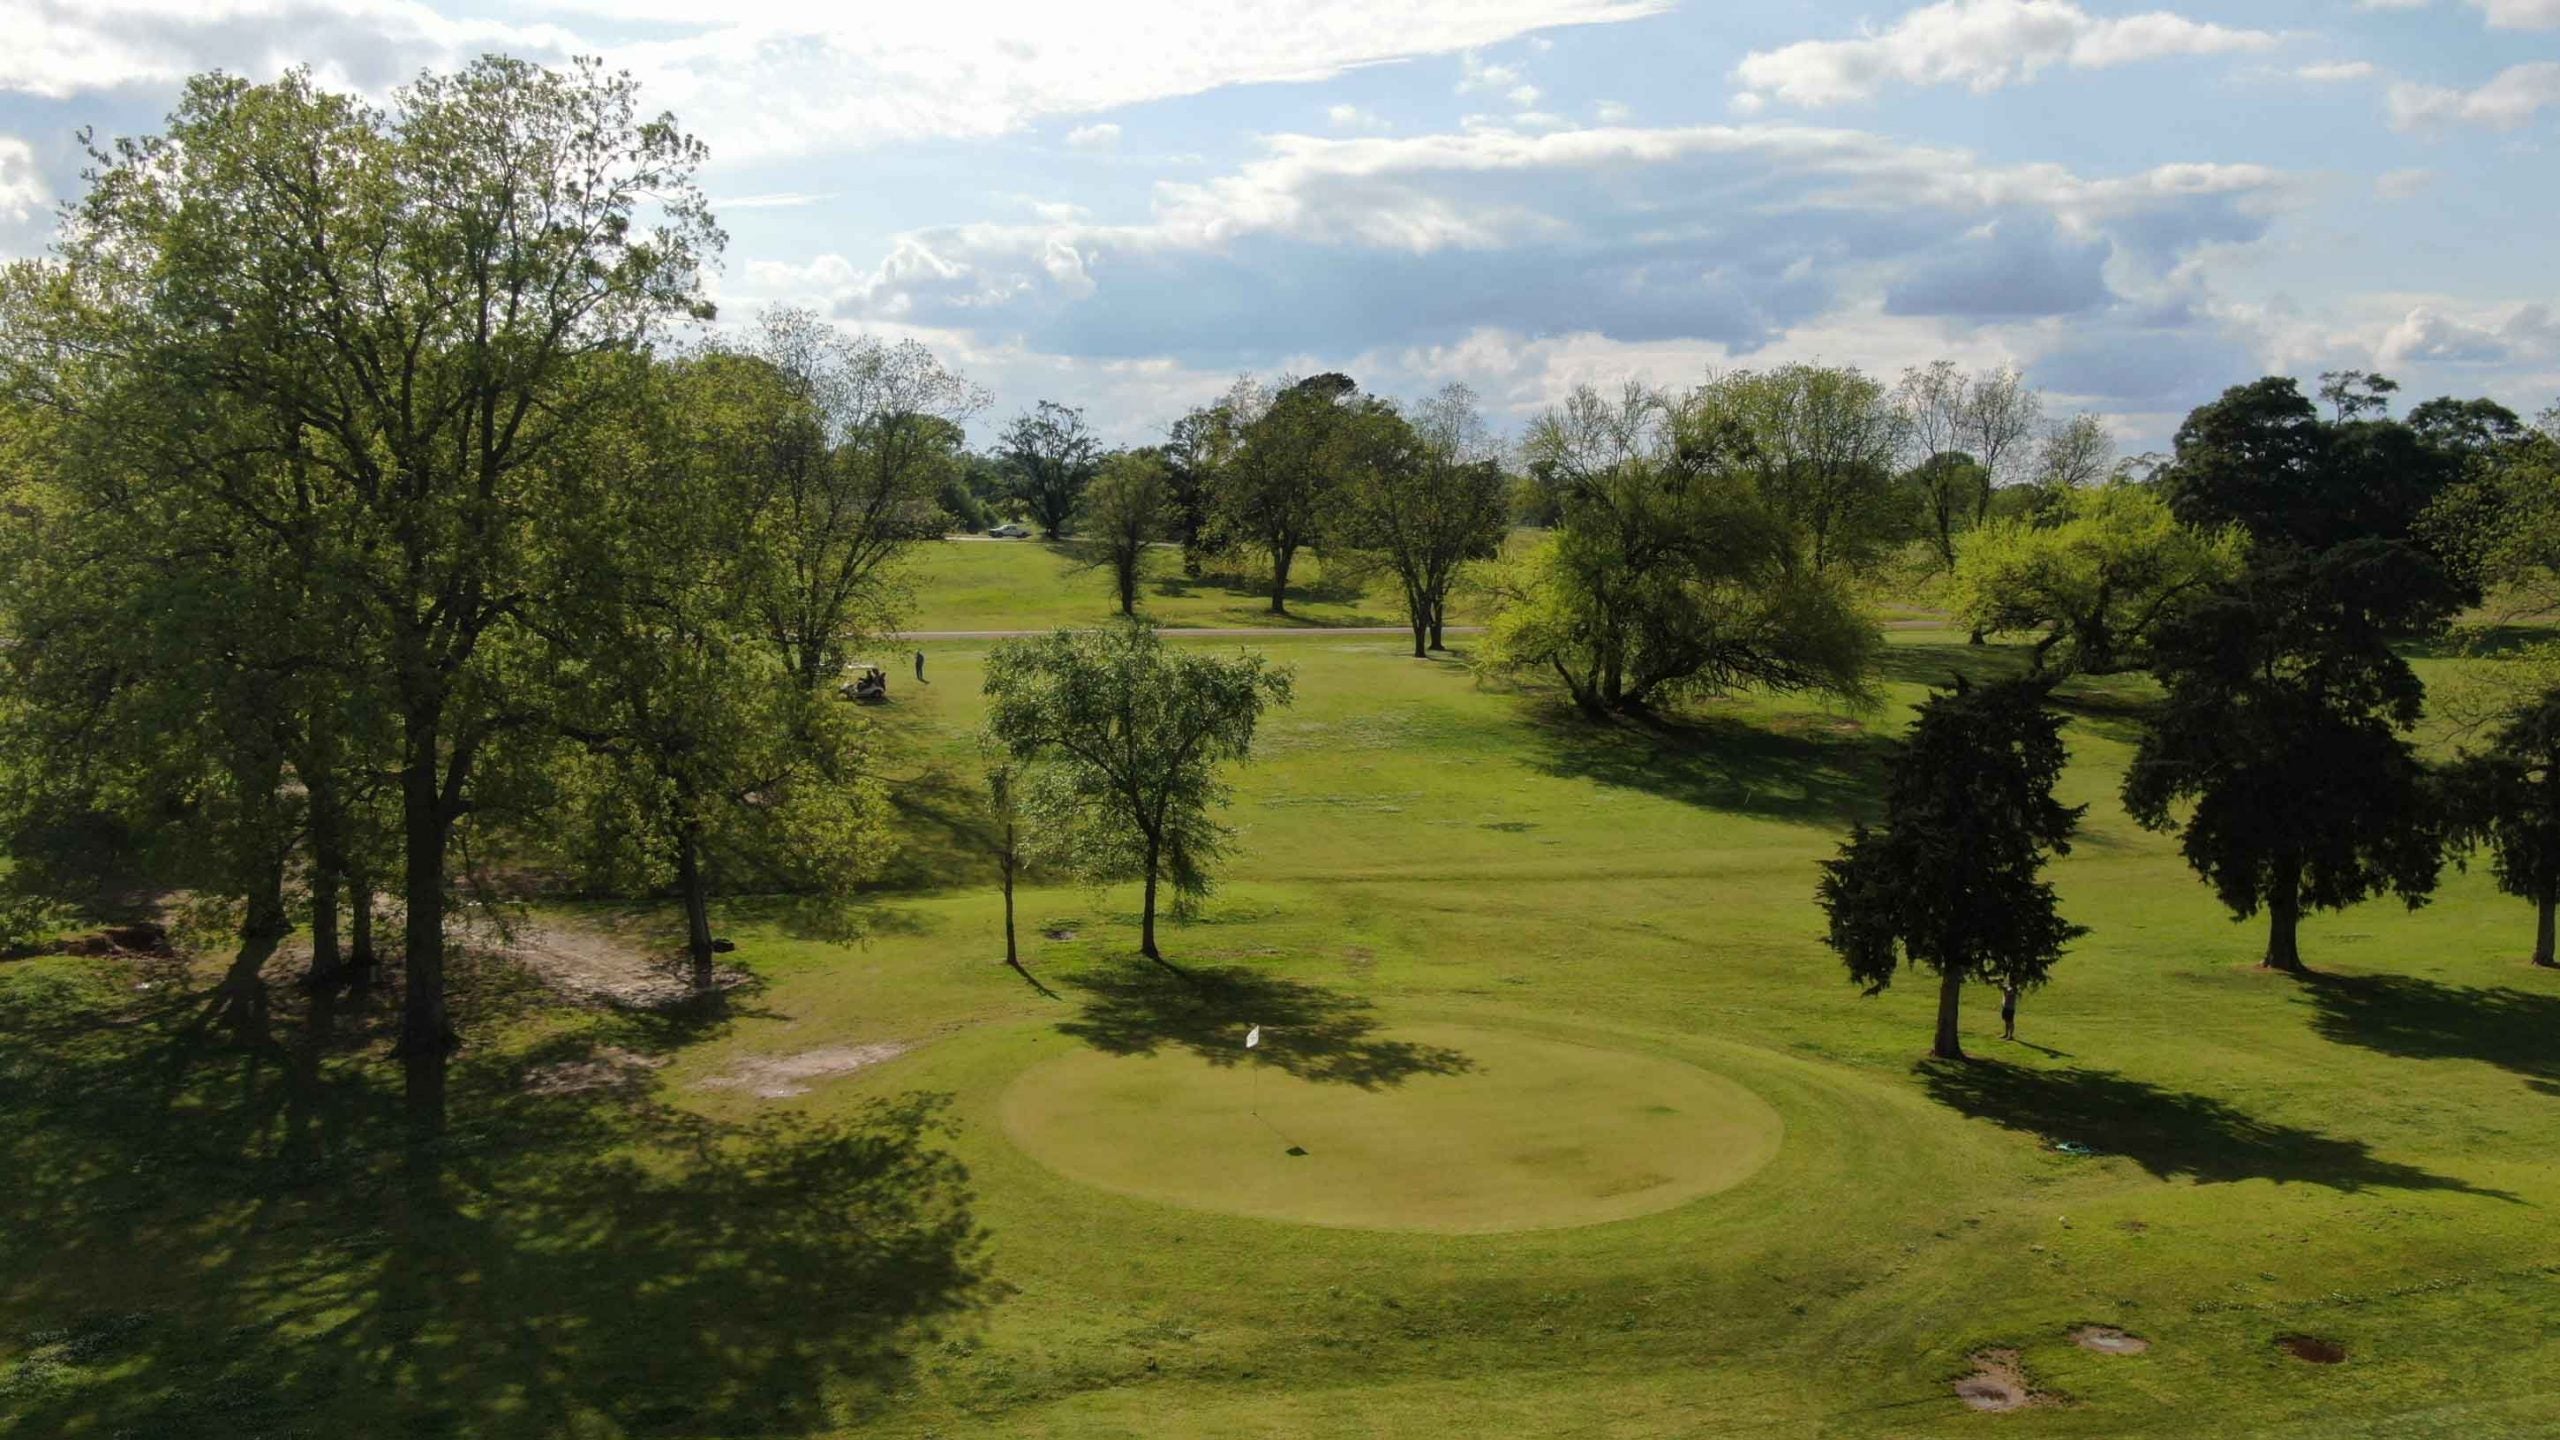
[37,59,719,1134]
[1485,383,1875,716]
[1079,450,1172,616]
[1340,384,1507,656]
[2443,688,2560,967]
[1708,364,1911,576]
[982,623,1292,964]
[1819,677,2086,1060]
[1212,373,1367,614]
[1952,481,2245,675]
[999,400,1101,540]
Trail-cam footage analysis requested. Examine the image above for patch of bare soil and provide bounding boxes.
[697,1042,911,1099]
[1953,1350,2039,1413]
[59,922,174,958]
[2276,1334,2347,1365]
[512,922,747,1010]
[2072,1326,2150,1355]
[523,1046,667,1096]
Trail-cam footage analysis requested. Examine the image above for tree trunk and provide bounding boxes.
[1269,544,1295,615]
[2264,868,2306,974]
[676,819,716,993]
[1139,835,1168,967]
[1932,967,1966,1060]
[349,874,377,988]
[2536,885,2556,968]
[1117,554,1139,616]
[1428,596,1446,651]
[399,734,454,1141]
[1001,834,1020,974]
[308,863,342,989]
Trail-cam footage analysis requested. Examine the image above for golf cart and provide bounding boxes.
[840,662,889,704]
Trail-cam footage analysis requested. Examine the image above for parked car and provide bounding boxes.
[987,522,1031,538]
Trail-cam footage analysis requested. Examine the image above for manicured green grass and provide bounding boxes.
[898,539,1410,631]
[8,552,2560,1437]
[1000,1021,1783,1233]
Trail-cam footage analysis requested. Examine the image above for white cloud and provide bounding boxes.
[0,0,577,100]
[2374,167,2434,198]
[2388,62,2560,130]
[2476,0,2560,26]
[2296,61,2376,82]
[2376,302,2559,366]
[5,0,1669,164]
[1594,99,1632,122]
[1733,0,2278,109]
[0,138,46,225]
[1065,123,1123,151]
[712,190,839,210]
[1458,51,1527,92]
[1327,103,1389,131]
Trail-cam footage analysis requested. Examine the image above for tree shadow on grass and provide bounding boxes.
[1055,959,1472,1089]
[1522,705,1894,825]
[2300,970,2560,1093]
[0,957,989,1439]
[1918,1057,2513,1198]
[1146,565,1375,619]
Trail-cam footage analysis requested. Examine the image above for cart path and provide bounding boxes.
[893,619,1952,640]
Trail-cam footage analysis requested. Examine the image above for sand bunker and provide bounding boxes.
[2072,1325,2150,1355]
[512,923,747,1009]
[522,1046,667,1096]
[1954,1350,2036,1412]
[698,1042,911,1098]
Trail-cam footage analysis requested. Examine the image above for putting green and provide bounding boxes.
[1000,1023,1784,1233]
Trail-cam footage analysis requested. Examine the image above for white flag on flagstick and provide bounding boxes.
[1245,1024,1261,1049]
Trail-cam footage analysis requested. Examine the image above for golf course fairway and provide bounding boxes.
[999,1022,1785,1232]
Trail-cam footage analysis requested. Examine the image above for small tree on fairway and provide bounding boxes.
[2444,689,2560,967]
[1341,384,1506,657]
[1079,451,1171,616]
[1818,677,2087,1060]
[982,623,1293,966]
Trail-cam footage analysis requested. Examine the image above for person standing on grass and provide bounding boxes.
[915,650,927,684]
[2001,983,2020,1041]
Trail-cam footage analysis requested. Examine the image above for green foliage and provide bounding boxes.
[1336,384,1508,655]
[1486,383,1877,716]
[1951,481,2246,675]
[1078,450,1173,616]
[2442,687,2560,959]
[2123,565,2445,970]
[981,622,1292,957]
[1699,364,1913,575]
[999,400,1101,539]
[1818,677,2086,1056]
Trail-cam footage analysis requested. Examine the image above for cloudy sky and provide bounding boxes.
[0,0,2553,450]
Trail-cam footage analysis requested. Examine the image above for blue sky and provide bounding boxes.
[0,0,2553,452]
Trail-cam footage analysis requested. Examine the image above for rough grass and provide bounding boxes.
[7,555,2560,1436]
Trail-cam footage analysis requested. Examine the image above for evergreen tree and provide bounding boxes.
[1820,677,2086,1059]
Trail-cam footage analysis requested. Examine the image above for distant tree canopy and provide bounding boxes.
[1000,400,1102,539]
[1952,482,2246,675]
[1079,450,1172,616]
[982,623,1293,963]
[1338,383,1510,656]
[1819,677,2086,1060]
[1209,372,1386,614]
[1484,382,1876,717]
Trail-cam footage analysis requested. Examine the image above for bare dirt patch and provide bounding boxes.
[2276,1334,2347,1365]
[697,1042,910,1099]
[512,922,746,1010]
[59,922,174,958]
[523,1046,667,1096]
[2072,1325,2150,1355]
[1953,1350,2038,1412]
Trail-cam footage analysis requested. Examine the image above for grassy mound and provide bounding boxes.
[999,1022,1783,1233]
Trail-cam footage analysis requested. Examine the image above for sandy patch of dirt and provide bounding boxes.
[2276,1334,2347,1365]
[523,1046,667,1096]
[1953,1350,2038,1412]
[697,1042,910,1099]
[2072,1325,2150,1355]
[512,922,746,1010]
